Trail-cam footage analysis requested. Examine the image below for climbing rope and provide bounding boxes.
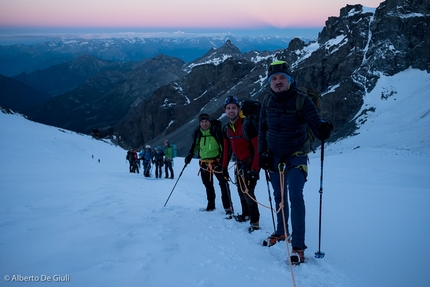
[197,158,222,182]
[234,161,297,286]
[278,163,297,287]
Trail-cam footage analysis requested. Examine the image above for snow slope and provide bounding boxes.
[0,69,429,287]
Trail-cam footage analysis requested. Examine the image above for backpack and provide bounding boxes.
[171,144,177,158]
[264,86,322,152]
[296,87,322,144]
[126,151,133,161]
[240,99,261,141]
[209,119,222,131]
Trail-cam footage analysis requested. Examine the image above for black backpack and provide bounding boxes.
[208,119,223,133]
[240,99,261,141]
[297,87,322,144]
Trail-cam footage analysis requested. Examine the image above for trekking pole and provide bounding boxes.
[315,140,325,258]
[163,163,187,207]
[264,169,276,232]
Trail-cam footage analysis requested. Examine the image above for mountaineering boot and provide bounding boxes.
[262,233,290,247]
[233,214,249,222]
[224,207,234,219]
[199,207,215,212]
[248,222,260,233]
[200,203,215,212]
[291,248,305,265]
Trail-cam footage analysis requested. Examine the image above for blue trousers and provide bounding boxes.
[270,155,308,250]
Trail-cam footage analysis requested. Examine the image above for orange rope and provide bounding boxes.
[234,162,297,284]
[279,166,296,287]
[198,159,223,181]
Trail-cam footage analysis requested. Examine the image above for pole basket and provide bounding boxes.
[315,251,325,258]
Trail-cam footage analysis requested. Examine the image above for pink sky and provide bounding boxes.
[0,0,382,30]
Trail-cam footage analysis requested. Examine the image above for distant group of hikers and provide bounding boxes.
[126,140,175,179]
[126,60,333,264]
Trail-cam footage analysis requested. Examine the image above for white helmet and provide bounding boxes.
[145,145,151,148]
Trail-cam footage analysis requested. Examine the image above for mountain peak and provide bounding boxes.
[217,39,242,54]
[186,40,243,70]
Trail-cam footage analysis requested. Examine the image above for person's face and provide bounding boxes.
[200,119,210,130]
[270,73,290,93]
[225,103,239,122]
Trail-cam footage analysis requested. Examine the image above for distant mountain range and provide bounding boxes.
[0,35,315,77]
[0,0,429,155]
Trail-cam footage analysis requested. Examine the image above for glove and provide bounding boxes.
[259,152,272,170]
[222,168,230,181]
[318,119,334,140]
[185,153,193,164]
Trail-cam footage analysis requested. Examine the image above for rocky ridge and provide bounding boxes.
[0,0,428,156]
[120,0,429,154]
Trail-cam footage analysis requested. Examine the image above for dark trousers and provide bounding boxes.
[236,177,260,224]
[235,163,260,224]
[164,159,174,178]
[200,162,232,210]
[155,162,163,178]
[142,160,151,177]
[129,160,139,173]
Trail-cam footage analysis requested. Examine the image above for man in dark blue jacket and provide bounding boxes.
[258,60,333,263]
[139,145,153,177]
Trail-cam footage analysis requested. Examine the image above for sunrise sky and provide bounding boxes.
[0,0,383,29]
[0,0,383,44]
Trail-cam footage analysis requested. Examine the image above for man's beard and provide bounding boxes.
[229,114,239,122]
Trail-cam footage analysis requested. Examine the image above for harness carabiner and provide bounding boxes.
[278,163,287,173]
